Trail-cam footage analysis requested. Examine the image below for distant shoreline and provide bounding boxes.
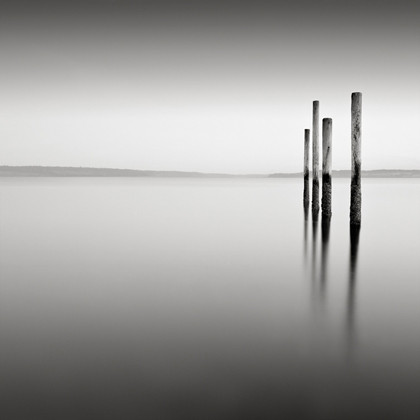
[0,166,420,178]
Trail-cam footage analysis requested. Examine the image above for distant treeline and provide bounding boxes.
[0,166,261,178]
[0,166,419,178]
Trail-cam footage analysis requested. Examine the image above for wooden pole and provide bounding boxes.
[311,202,319,289]
[304,129,310,209]
[322,118,332,220]
[312,101,320,216]
[350,92,362,225]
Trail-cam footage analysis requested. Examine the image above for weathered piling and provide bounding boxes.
[320,117,332,300]
[321,118,332,220]
[303,129,310,209]
[350,92,362,225]
[303,129,310,260]
[312,101,320,216]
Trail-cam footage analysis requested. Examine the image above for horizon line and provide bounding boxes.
[1,165,420,177]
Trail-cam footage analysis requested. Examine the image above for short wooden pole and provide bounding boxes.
[322,118,332,220]
[303,129,310,208]
[312,101,320,216]
[350,92,362,225]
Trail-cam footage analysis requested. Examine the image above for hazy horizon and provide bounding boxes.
[1,0,419,173]
[2,164,420,176]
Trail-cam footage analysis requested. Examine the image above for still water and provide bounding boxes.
[0,178,419,419]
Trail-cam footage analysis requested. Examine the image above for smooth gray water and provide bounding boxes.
[0,178,419,419]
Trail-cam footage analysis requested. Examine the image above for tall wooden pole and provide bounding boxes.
[311,102,320,284]
[304,129,310,209]
[350,92,362,225]
[322,118,332,220]
[312,100,320,216]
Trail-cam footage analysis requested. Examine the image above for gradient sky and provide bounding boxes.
[0,0,419,173]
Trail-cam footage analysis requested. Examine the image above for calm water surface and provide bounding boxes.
[0,178,419,419]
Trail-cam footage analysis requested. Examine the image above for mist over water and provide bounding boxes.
[0,178,419,419]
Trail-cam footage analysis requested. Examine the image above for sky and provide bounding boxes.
[0,0,419,173]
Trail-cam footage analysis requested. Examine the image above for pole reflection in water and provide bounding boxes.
[320,216,331,301]
[310,206,320,309]
[347,224,361,355]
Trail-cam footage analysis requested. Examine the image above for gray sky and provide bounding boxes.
[0,0,419,173]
